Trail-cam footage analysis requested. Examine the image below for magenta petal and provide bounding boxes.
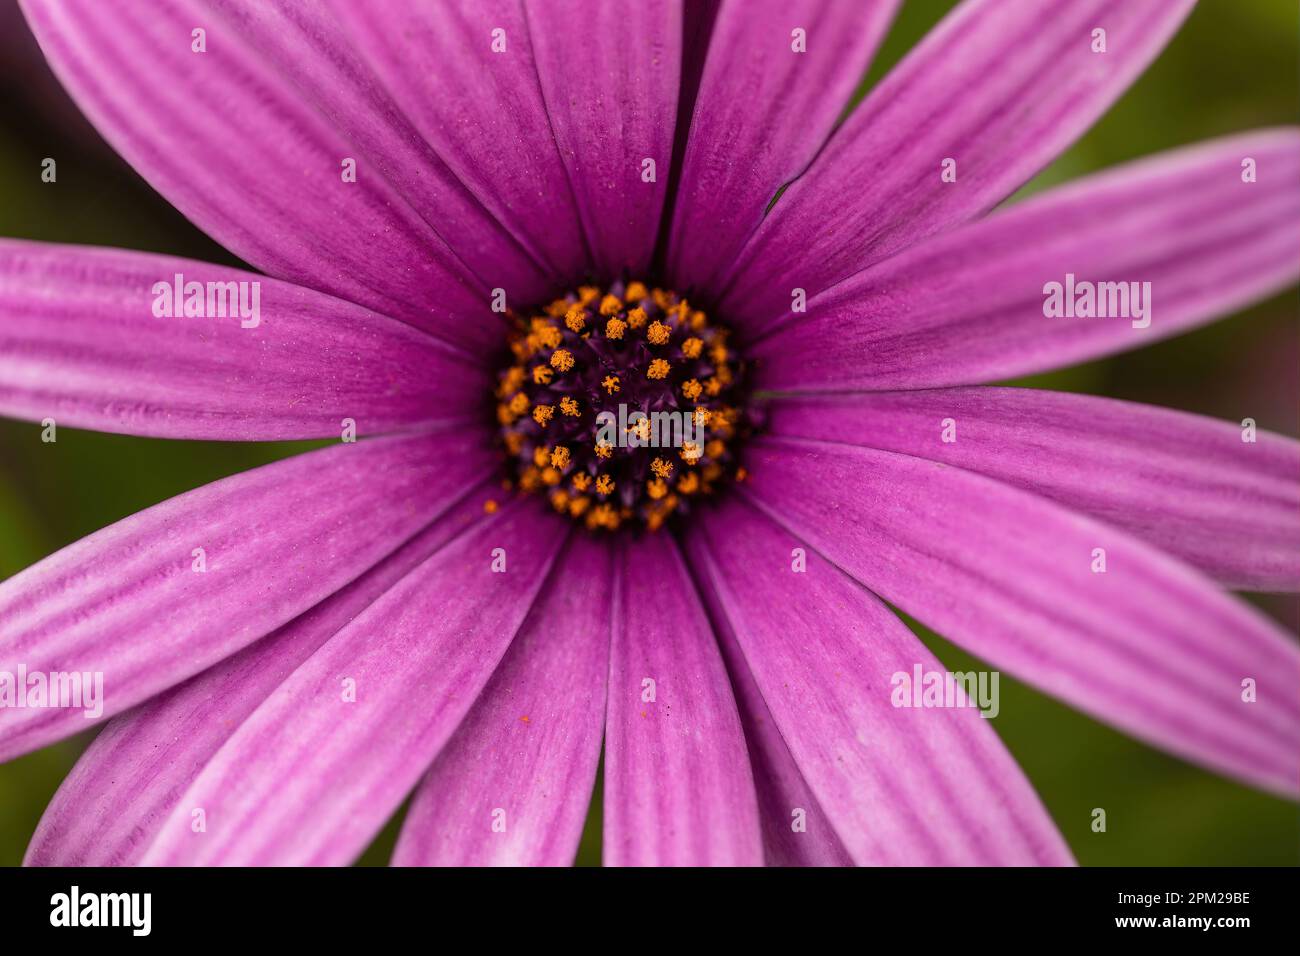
[753,129,1300,381]
[24,482,498,866]
[664,0,897,298]
[0,240,485,440]
[743,438,1300,798]
[137,502,569,866]
[392,534,611,867]
[330,0,589,282]
[690,555,853,866]
[765,388,1300,592]
[526,0,681,279]
[604,533,762,866]
[0,430,491,761]
[719,0,1195,327]
[687,500,1073,865]
[20,0,535,350]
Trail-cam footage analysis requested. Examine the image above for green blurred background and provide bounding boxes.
[0,1,1296,866]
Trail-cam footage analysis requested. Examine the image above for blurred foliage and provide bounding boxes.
[0,0,1296,866]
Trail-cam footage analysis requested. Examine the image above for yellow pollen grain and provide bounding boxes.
[578,285,600,305]
[538,325,563,349]
[550,489,569,512]
[595,474,615,495]
[595,441,613,459]
[625,281,648,301]
[602,375,620,394]
[532,364,553,385]
[599,294,623,316]
[605,317,626,340]
[629,418,651,442]
[571,472,592,492]
[545,298,570,317]
[705,377,723,396]
[568,495,590,517]
[735,467,748,482]
[706,439,725,459]
[647,478,668,500]
[504,432,524,454]
[533,446,550,467]
[681,337,703,359]
[550,348,575,372]
[498,366,524,395]
[647,494,679,531]
[680,441,703,464]
[532,404,555,425]
[626,307,647,329]
[550,445,571,469]
[647,359,671,380]
[650,457,673,479]
[542,467,562,486]
[677,472,700,494]
[690,310,708,331]
[496,403,515,426]
[483,499,498,514]
[559,396,580,416]
[509,393,530,415]
[564,306,587,332]
[586,502,619,530]
[681,379,703,401]
[693,406,710,427]
[647,321,670,345]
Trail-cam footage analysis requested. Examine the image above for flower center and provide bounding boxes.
[494,281,748,531]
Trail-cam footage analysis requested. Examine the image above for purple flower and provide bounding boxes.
[1,0,1297,867]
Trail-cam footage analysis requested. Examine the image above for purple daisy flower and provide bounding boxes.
[1,0,1297,867]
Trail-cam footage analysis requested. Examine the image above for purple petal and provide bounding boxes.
[687,500,1073,865]
[0,240,485,440]
[664,0,897,295]
[20,0,537,350]
[392,534,611,867]
[742,437,1300,797]
[137,501,569,866]
[0,430,491,761]
[690,553,853,866]
[329,0,589,283]
[525,0,681,279]
[604,533,762,866]
[718,0,1195,327]
[753,130,1300,382]
[765,388,1300,592]
[24,481,499,866]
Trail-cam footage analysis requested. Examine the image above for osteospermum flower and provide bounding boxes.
[1,0,1298,867]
